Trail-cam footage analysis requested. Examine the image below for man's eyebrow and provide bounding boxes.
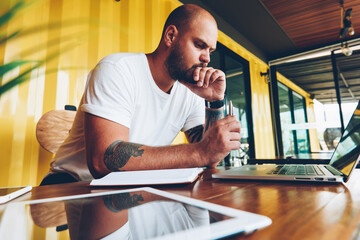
[195,38,216,51]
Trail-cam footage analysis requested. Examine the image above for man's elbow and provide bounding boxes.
[87,155,108,179]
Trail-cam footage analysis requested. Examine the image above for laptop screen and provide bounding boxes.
[329,101,360,178]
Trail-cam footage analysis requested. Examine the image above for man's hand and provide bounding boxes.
[197,115,241,168]
[181,67,226,101]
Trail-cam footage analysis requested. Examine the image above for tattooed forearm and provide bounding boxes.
[104,140,144,171]
[185,125,204,143]
[204,108,224,131]
[102,193,144,212]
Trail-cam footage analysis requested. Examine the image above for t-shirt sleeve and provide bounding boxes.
[182,95,205,132]
[80,61,134,128]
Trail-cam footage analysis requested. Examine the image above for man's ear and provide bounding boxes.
[164,25,178,47]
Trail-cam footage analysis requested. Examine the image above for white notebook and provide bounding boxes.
[90,168,204,186]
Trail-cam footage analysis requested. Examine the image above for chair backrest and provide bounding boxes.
[36,110,76,154]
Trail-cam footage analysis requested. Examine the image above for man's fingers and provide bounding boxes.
[209,71,220,84]
[219,117,241,135]
[210,70,225,83]
[212,116,241,141]
[229,132,241,141]
[190,67,226,93]
[203,68,215,88]
[194,67,218,87]
[228,140,241,150]
[216,115,240,125]
[193,67,201,81]
[197,68,207,87]
[228,122,241,133]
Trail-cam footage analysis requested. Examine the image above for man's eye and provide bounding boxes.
[195,43,204,48]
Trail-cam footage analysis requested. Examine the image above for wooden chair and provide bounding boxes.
[36,106,76,154]
[34,106,76,232]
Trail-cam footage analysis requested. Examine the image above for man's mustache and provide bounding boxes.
[183,64,207,84]
[192,63,207,68]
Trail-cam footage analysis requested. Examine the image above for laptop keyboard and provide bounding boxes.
[267,165,325,176]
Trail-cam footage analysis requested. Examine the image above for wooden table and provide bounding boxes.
[22,168,360,239]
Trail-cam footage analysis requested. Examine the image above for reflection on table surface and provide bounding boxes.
[0,189,235,240]
[2,167,360,239]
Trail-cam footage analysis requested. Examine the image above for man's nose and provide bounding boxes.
[200,52,210,64]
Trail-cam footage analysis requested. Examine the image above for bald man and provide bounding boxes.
[42,4,241,184]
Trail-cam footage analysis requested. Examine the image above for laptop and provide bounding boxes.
[213,100,360,183]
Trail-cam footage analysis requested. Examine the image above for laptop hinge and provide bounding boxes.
[325,165,344,176]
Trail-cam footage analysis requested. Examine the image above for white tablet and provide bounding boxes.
[0,187,271,239]
[0,186,32,204]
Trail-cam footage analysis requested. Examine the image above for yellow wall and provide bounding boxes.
[0,0,181,189]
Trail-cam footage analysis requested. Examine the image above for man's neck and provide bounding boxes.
[146,52,175,94]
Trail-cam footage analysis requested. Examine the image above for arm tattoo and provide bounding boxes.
[102,193,144,212]
[104,140,144,171]
[204,108,224,131]
[185,125,204,143]
[185,108,224,143]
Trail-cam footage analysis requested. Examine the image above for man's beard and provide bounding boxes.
[165,43,204,84]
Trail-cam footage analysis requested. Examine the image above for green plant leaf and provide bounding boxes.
[0,30,21,45]
[0,1,26,29]
[0,40,81,95]
[0,75,28,95]
[0,60,36,77]
[14,31,88,60]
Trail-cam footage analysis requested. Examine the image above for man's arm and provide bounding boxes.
[84,112,240,179]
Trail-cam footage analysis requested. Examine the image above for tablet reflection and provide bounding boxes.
[27,190,234,239]
[65,191,210,239]
[65,191,211,239]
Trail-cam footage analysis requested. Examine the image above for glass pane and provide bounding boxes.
[293,92,306,123]
[278,82,295,155]
[224,58,248,161]
[209,49,221,69]
[292,92,310,154]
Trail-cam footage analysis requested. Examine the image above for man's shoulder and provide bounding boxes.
[99,53,145,66]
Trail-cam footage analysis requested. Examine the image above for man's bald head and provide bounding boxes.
[161,4,216,37]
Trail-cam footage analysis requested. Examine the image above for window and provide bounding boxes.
[278,83,294,155]
[277,82,310,155]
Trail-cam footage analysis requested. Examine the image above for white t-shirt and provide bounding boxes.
[50,53,205,181]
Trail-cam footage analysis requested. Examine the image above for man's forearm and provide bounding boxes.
[104,141,144,171]
[103,106,224,173]
[87,107,226,177]
[100,106,220,173]
[99,140,204,173]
